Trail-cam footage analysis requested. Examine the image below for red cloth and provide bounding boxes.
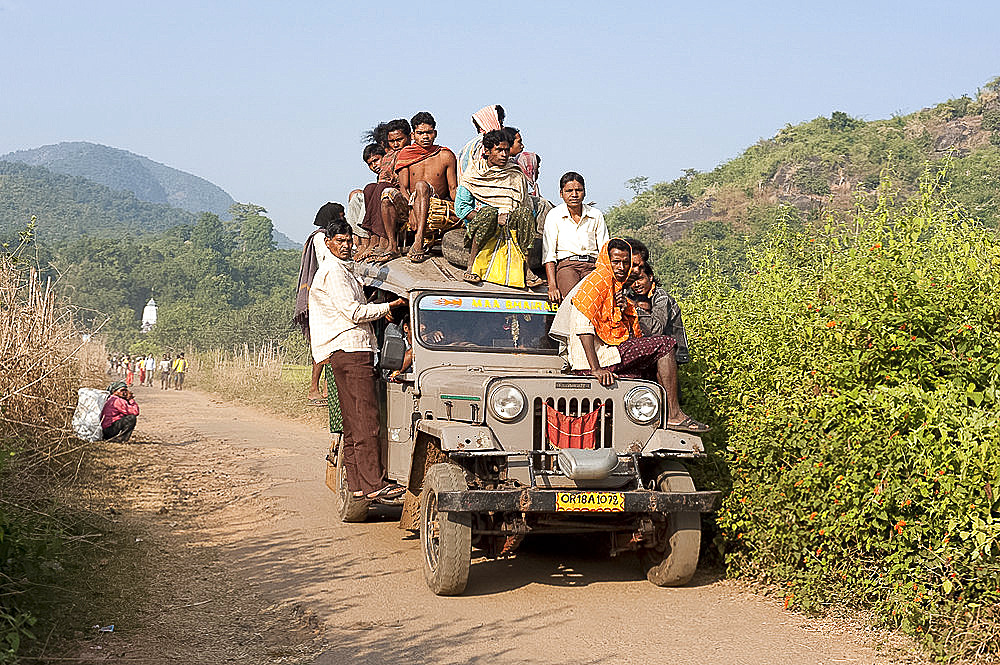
[101,394,139,429]
[394,144,442,172]
[546,404,601,449]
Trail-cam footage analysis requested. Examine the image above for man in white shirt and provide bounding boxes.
[144,355,156,387]
[308,219,407,501]
[542,172,609,303]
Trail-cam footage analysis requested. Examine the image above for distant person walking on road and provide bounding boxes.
[172,353,188,390]
[144,355,156,386]
[159,354,171,389]
[101,381,139,442]
[125,357,135,387]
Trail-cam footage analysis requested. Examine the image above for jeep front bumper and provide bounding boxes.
[435,489,721,513]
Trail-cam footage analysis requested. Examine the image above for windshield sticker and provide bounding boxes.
[421,297,557,314]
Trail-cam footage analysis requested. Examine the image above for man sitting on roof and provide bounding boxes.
[456,130,537,288]
[562,239,709,434]
[396,111,459,263]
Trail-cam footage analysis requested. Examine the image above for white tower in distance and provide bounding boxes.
[141,298,158,333]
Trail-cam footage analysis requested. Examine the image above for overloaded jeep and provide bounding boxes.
[325,254,719,595]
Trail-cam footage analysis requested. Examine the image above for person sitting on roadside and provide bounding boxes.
[396,111,459,263]
[308,218,407,501]
[456,130,537,288]
[623,239,690,364]
[360,118,413,263]
[101,381,139,442]
[542,172,609,303]
[562,239,709,433]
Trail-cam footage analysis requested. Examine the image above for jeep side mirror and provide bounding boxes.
[380,335,406,371]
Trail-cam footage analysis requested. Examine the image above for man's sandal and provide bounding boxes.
[462,271,482,284]
[365,483,406,501]
[370,249,400,264]
[667,416,711,434]
[407,247,429,263]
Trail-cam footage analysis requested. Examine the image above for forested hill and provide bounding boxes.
[0,161,197,239]
[1,142,235,219]
[608,79,1000,292]
[0,160,298,248]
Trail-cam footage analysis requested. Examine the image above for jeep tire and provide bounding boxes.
[641,460,701,586]
[336,444,370,523]
[441,228,470,269]
[420,463,472,595]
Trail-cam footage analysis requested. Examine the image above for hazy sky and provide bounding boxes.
[2,0,998,242]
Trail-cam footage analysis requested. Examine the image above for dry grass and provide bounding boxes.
[0,243,107,488]
[186,344,327,427]
[0,233,113,663]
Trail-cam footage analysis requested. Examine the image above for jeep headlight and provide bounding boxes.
[488,385,526,422]
[624,386,659,425]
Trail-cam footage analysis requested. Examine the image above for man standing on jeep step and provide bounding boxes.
[308,219,407,501]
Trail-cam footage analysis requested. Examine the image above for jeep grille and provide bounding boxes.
[531,396,614,450]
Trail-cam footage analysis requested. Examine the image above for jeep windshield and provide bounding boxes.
[415,293,558,354]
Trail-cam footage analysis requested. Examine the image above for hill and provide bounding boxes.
[607,78,1000,291]
[0,161,197,240]
[0,142,298,248]
[2,142,235,218]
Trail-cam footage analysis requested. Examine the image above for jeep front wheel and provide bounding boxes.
[641,460,701,586]
[420,463,472,595]
[336,444,370,523]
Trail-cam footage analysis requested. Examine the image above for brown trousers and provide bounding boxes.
[556,259,596,297]
[326,350,386,494]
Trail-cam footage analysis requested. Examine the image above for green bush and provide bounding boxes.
[683,169,1000,660]
[982,110,1000,132]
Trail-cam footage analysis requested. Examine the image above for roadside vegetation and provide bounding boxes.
[0,225,114,663]
[678,170,999,661]
[184,344,325,426]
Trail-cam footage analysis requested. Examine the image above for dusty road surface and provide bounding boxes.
[77,387,922,664]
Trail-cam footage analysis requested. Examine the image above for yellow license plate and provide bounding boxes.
[555,491,624,512]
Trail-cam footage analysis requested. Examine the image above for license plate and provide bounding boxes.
[555,491,624,512]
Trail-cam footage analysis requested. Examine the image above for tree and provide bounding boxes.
[828,111,861,132]
[626,176,650,196]
[230,202,275,253]
[190,212,232,254]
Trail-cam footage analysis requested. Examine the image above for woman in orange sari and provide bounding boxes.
[569,239,709,433]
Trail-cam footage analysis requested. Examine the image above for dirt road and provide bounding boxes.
[81,387,920,664]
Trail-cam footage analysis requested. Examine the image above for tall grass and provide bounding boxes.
[186,343,324,425]
[0,228,107,662]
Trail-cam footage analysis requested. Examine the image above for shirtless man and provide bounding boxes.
[396,111,458,263]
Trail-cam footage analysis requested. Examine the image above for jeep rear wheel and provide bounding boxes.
[641,461,701,586]
[420,463,471,595]
[336,444,370,523]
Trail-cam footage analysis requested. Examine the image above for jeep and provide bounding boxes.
[325,255,719,595]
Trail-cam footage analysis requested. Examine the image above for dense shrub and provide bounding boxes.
[683,170,1000,660]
